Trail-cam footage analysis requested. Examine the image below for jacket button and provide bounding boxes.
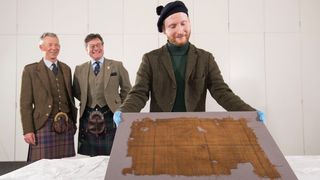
[48,105,51,108]
[46,113,49,117]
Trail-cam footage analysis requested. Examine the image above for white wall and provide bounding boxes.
[0,0,319,161]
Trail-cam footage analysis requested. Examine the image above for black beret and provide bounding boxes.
[156,1,188,32]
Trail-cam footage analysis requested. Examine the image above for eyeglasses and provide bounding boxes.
[88,43,103,49]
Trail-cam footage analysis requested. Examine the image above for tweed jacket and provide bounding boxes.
[20,59,78,135]
[73,58,132,117]
[119,43,255,112]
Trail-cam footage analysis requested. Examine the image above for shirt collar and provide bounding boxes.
[44,59,58,69]
[91,57,104,66]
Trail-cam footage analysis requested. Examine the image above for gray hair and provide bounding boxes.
[39,32,58,45]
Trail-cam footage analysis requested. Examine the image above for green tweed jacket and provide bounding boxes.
[119,43,255,112]
[20,59,77,135]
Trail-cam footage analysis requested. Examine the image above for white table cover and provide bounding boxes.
[1,155,320,180]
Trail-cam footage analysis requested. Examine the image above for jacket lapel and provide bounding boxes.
[103,58,112,89]
[160,46,176,84]
[185,44,197,81]
[36,59,51,94]
[82,61,90,96]
[59,61,72,98]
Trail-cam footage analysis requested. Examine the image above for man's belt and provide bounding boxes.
[86,105,109,113]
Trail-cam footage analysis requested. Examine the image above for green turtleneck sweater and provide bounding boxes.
[167,42,189,112]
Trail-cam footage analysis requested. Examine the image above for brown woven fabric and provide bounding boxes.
[122,117,280,179]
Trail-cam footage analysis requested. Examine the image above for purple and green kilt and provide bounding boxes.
[27,117,75,162]
[78,106,116,156]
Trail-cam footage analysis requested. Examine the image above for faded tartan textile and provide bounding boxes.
[78,106,116,156]
[27,117,75,162]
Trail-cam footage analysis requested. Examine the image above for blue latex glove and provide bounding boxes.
[113,111,122,127]
[257,110,266,123]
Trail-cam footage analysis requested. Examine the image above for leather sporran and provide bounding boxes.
[88,111,106,136]
[52,112,69,134]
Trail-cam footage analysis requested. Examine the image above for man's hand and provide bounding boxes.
[113,111,122,127]
[24,132,36,145]
[257,110,266,123]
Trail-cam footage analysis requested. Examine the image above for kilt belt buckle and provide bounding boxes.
[52,112,69,134]
[88,110,106,137]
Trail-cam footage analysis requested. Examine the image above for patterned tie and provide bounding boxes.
[94,62,100,76]
[52,63,58,75]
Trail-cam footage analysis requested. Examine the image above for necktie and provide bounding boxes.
[52,63,58,75]
[94,62,100,76]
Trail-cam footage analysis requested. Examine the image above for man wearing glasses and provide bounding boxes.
[73,33,131,156]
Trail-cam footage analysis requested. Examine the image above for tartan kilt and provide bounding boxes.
[27,117,75,162]
[78,106,116,156]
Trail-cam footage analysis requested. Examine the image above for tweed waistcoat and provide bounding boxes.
[87,65,107,108]
[47,67,70,116]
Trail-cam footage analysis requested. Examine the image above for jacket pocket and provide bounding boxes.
[115,96,121,104]
[110,72,117,76]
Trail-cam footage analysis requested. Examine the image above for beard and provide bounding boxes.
[168,31,191,47]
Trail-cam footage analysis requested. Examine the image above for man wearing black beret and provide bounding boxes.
[114,1,265,124]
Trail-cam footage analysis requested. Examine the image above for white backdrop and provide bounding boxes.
[0,0,319,161]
